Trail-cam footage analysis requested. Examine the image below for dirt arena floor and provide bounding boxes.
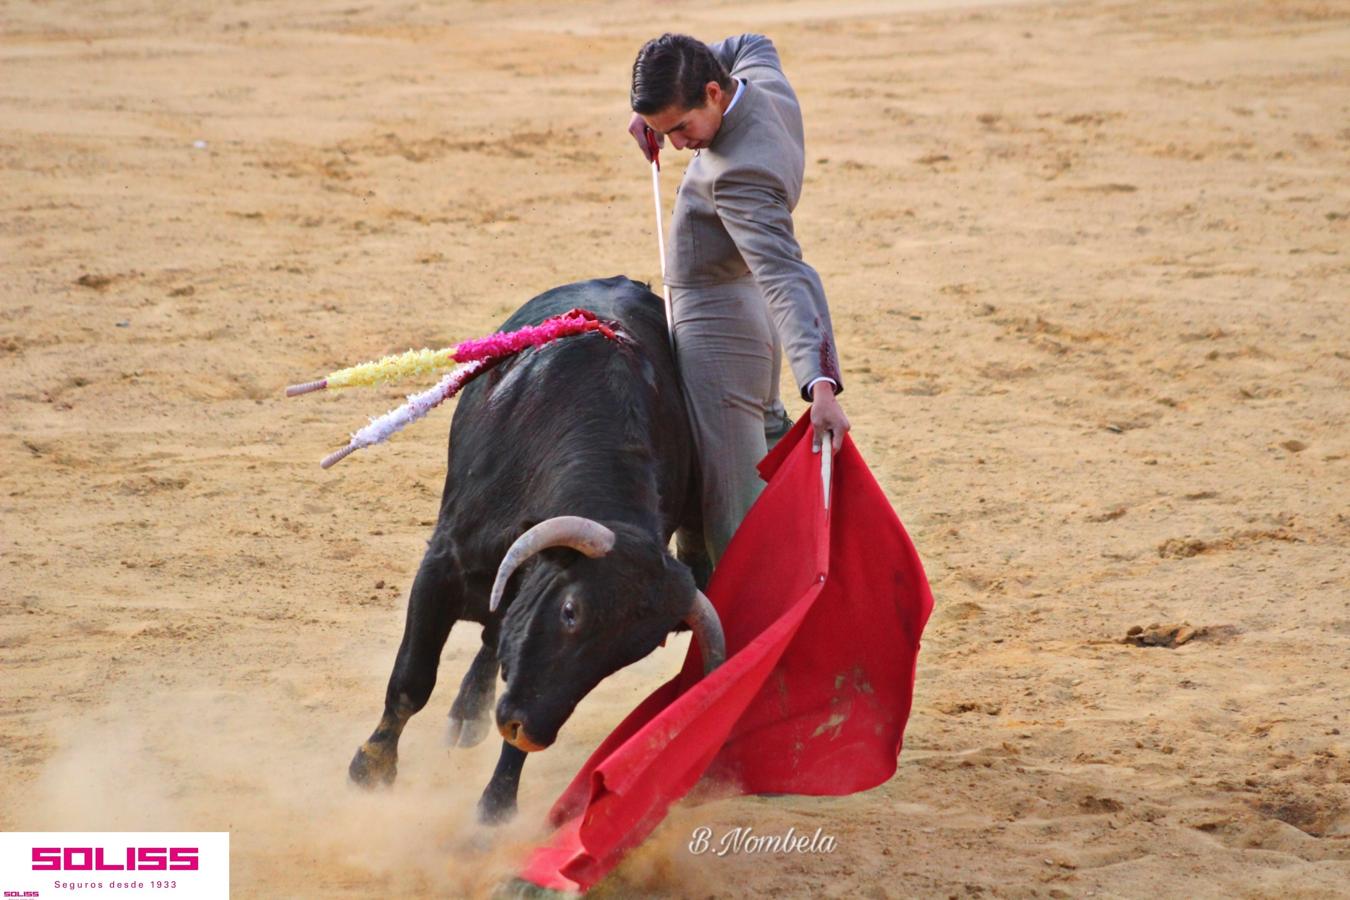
[3,0,1347,896]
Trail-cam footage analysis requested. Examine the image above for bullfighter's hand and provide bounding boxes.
[628,113,664,162]
[810,381,850,455]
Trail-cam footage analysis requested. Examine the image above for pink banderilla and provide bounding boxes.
[291,309,620,468]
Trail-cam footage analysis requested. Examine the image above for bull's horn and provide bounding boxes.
[684,589,726,676]
[488,516,616,613]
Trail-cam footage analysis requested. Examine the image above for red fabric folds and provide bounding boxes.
[518,414,934,892]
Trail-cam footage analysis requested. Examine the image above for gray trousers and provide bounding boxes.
[671,276,794,565]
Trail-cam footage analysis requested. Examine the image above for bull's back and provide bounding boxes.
[496,275,670,346]
[439,277,693,551]
[478,275,678,413]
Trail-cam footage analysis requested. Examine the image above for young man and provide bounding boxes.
[628,33,850,564]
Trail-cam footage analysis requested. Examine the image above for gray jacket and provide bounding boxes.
[665,33,843,402]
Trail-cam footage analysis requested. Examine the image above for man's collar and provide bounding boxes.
[723,77,746,118]
[712,78,753,148]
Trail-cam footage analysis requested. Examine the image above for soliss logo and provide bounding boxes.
[31,847,199,871]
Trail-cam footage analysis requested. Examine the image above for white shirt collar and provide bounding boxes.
[700,79,746,156]
[723,77,746,118]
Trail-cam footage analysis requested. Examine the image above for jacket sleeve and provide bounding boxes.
[707,33,783,77]
[713,169,844,402]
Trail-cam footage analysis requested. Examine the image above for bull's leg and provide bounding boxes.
[349,547,461,788]
[446,641,498,748]
[477,742,526,825]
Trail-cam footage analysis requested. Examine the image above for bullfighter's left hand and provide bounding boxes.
[809,381,850,454]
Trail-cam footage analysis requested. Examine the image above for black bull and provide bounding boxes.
[348,276,725,823]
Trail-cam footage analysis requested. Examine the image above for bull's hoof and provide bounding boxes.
[446,714,491,749]
[495,877,576,898]
[476,790,518,826]
[348,741,398,788]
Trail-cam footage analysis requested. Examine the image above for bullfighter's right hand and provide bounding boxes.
[628,113,664,163]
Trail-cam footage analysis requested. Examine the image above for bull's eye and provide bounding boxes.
[561,597,579,631]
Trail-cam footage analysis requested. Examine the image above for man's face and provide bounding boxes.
[640,81,729,152]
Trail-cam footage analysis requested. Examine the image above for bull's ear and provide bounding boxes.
[658,555,727,673]
[539,547,581,569]
[660,553,698,625]
[672,529,712,591]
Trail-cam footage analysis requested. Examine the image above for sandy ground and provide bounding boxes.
[2,0,1348,896]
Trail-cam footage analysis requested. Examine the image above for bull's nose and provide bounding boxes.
[498,718,548,753]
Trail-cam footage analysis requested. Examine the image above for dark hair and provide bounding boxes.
[630,33,733,114]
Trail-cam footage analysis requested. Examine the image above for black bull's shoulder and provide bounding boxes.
[432,275,701,618]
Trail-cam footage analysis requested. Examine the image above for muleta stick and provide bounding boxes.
[644,127,675,351]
